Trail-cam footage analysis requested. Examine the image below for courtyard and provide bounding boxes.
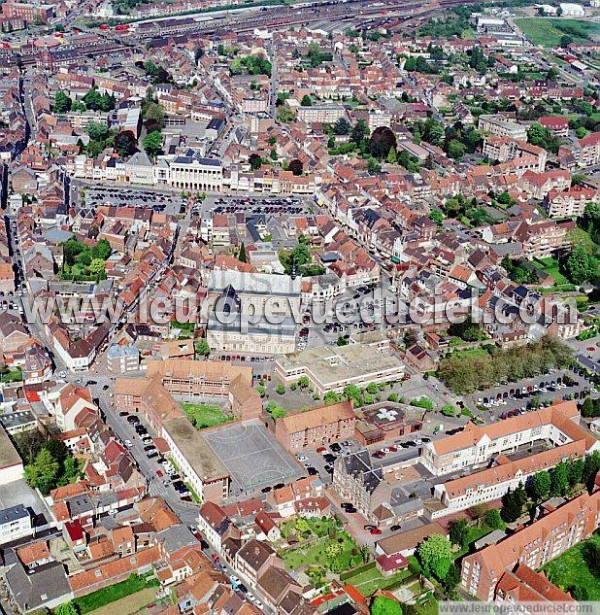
[181,402,233,429]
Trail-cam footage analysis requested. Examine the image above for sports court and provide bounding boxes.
[202,420,302,494]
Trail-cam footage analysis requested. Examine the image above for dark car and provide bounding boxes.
[237,584,248,594]
[307,467,318,476]
[323,454,336,464]
[127,415,140,424]
[143,445,156,452]
[102,385,110,391]
[329,443,342,453]
[119,411,129,417]
[390,524,401,532]
[86,380,97,386]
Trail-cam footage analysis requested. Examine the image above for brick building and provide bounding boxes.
[461,490,600,600]
[275,401,355,451]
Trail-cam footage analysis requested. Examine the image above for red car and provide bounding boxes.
[317,446,327,453]
[156,469,163,478]
[370,528,382,535]
[587,347,596,352]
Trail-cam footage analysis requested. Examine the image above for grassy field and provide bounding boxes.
[534,257,569,285]
[181,403,233,429]
[516,18,600,47]
[344,565,413,596]
[543,535,600,600]
[73,574,159,614]
[87,587,158,615]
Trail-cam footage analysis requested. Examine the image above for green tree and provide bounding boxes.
[56,603,79,615]
[447,139,466,160]
[54,91,72,113]
[298,376,310,389]
[583,451,600,491]
[276,384,286,395]
[449,518,469,548]
[88,258,106,277]
[550,461,569,497]
[142,130,163,158]
[91,239,111,261]
[351,119,369,146]
[333,117,351,135]
[300,94,313,107]
[484,509,503,530]
[430,209,444,226]
[324,391,340,404]
[24,449,59,495]
[560,34,573,48]
[370,596,402,615]
[443,563,462,592]
[528,470,551,501]
[417,534,453,580]
[568,458,584,487]
[343,384,363,406]
[565,244,599,285]
[238,242,248,263]
[195,338,210,357]
[387,147,397,164]
[501,487,522,523]
[249,153,262,170]
[143,102,165,131]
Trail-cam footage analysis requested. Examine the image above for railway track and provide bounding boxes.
[3,0,485,68]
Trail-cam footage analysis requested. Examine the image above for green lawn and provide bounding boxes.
[72,574,159,614]
[454,524,494,559]
[280,517,363,574]
[543,535,600,600]
[181,403,233,429]
[0,368,23,383]
[344,565,413,597]
[534,257,569,285]
[516,18,600,47]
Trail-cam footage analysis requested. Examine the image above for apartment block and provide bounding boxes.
[461,490,600,600]
[478,115,528,140]
[422,401,598,477]
[433,439,586,515]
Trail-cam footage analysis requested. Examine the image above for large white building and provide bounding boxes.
[168,152,223,192]
[205,271,301,357]
[421,401,599,477]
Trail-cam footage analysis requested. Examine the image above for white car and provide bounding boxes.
[124,439,132,448]
[59,371,67,378]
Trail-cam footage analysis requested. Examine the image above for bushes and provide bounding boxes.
[410,397,434,411]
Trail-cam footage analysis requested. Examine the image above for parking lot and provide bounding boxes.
[82,185,187,216]
[466,369,595,420]
[200,195,309,218]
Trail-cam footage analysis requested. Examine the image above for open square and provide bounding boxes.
[202,420,303,494]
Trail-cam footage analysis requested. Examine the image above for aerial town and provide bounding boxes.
[0,0,598,613]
